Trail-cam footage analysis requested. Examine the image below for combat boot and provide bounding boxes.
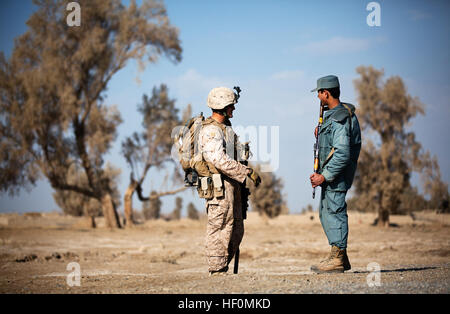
[343,249,351,271]
[310,250,333,273]
[310,246,345,274]
[209,266,228,277]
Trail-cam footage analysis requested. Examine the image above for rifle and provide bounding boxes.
[313,102,324,199]
[234,141,250,274]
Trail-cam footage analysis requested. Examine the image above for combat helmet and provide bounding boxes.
[207,86,241,110]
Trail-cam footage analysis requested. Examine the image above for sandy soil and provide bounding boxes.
[0,211,449,294]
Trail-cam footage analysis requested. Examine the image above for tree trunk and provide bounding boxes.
[377,208,390,227]
[74,117,122,228]
[124,181,138,227]
[101,193,121,228]
[90,216,96,228]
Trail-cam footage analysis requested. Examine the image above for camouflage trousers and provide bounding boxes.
[205,178,244,272]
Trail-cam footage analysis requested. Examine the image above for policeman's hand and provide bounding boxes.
[314,126,318,138]
[248,168,261,187]
[310,173,325,188]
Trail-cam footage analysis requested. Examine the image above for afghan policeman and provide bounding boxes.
[198,87,261,276]
[309,75,362,273]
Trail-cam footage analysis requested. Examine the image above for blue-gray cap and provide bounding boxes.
[311,75,340,92]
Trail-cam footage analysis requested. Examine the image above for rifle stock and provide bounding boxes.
[234,248,240,274]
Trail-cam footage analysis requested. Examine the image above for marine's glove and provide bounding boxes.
[247,168,261,187]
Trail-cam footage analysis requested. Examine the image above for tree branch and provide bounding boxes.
[136,184,186,201]
[49,180,96,198]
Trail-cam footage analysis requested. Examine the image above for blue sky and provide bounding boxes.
[1,0,449,215]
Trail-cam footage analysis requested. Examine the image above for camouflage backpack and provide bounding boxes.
[174,112,221,184]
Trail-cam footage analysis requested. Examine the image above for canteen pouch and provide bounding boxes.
[197,177,213,199]
[212,173,224,198]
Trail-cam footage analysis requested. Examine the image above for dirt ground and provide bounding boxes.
[0,210,449,294]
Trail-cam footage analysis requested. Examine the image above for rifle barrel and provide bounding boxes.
[234,248,240,274]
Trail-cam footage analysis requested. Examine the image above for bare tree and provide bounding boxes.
[0,0,182,228]
[352,66,447,226]
[142,191,162,220]
[53,163,121,227]
[170,196,183,220]
[421,154,450,212]
[187,202,199,220]
[301,204,314,214]
[181,103,193,123]
[121,84,186,226]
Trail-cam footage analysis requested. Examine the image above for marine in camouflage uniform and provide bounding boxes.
[198,87,261,275]
[309,75,361,273]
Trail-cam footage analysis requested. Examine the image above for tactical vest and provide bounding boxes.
[194,117,239,199]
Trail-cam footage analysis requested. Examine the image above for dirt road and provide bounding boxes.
[0,211,449,294]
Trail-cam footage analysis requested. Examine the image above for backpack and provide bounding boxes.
[174,112,204,186]
[174,113,223,189]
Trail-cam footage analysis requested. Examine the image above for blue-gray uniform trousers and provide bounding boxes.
[319,188,348,249]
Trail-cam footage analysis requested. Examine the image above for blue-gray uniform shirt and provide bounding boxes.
[318,103,361,192]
